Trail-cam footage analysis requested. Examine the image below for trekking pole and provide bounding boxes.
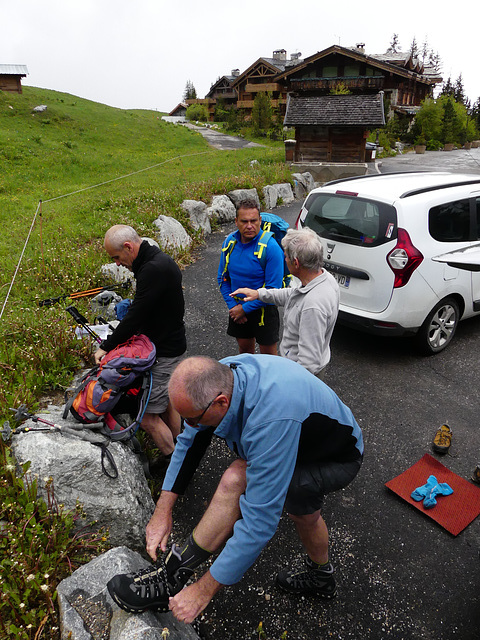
[38,282,131,308]
[65,306,103,344]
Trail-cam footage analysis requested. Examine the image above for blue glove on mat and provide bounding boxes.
[411,475,454,509]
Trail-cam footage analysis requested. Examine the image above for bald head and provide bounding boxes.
[169,356,234,411]
[103,225,142,270]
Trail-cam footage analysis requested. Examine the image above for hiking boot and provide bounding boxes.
[276,557,337,599]
[107,562,172,613]
[107,545,193,614]
[432,424,452,454]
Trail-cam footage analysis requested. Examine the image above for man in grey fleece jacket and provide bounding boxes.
[232,227,339,377]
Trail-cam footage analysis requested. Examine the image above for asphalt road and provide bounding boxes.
[171,153,480,640]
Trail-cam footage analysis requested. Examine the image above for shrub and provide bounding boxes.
[186,104,209,122]
[0,441,109,639]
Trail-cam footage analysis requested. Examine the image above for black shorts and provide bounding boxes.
[284,455,363,516]
[227,305,279,345]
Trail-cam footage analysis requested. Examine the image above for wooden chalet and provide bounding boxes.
[0,64,28,93]
[284,93,385,162]
[231,50,302,119]
[168,102,189,117]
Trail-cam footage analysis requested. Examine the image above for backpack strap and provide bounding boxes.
[107,370,153,442]
[220,237,237,277]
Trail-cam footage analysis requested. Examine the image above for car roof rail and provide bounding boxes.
[400,178,480,199]
[324,170,428,188]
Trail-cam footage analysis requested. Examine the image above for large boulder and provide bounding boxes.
[57,546,199,640]
[291,172,316,200]
[100,263,134,286]
[153,215,192,252]
[270,183,294,204]
[262,185,278,210]
[10,406,154,551]
[227,188,260,209]
[206,195,236,222]
[180,200,211,235]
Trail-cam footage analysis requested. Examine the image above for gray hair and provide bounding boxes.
[169,356,234,410]
[104,225,141,250]
[281,228,324,271]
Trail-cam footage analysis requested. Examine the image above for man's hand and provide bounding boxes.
[230,287,259,302]
[229,304,247,323]
[146,491,177,561]
[94,348,107,365]
[169,571,222,624]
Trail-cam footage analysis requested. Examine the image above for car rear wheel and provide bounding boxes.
[416,297,460,355]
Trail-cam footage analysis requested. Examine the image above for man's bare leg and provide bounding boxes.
[259,343,278,355]
[288,510,329,565]
[193,459,248,552]
[236,337,256,354]
[141,411,175,455]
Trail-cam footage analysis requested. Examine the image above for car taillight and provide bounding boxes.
[295,209,304,228]
[386,228,424,288]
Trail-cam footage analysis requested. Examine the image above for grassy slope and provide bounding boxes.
[0,86,290,419]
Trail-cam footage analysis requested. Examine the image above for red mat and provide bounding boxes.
[385,453,480,536]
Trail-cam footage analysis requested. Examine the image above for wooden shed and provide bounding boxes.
[0,64,28,93]
[283,93,385,163]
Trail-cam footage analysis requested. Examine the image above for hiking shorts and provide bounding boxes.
[284,455,363,516]
[227,305,279,345]
[147,355,184,414]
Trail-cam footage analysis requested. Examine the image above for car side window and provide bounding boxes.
[429,199,470,242]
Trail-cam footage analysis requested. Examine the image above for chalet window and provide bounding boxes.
[344,65,359,77]
[322,66,337,78]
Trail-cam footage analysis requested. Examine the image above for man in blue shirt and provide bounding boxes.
[107,355,364,623]
[217,199,285,355]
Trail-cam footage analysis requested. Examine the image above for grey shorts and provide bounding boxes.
[284,456,363,516]
[146,355,184,414]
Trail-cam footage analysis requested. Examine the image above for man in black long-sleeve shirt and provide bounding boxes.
[94,225,186,454]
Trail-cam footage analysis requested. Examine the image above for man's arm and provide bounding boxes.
[169,570,223,624]
[146,490,178,560]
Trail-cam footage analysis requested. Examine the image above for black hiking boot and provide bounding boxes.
[276,557,337,599]
[107,545,193,614]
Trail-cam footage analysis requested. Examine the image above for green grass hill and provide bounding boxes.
[0,86,291,421]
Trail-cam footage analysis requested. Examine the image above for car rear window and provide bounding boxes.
[302,193,397,247]
[429,199,471,242]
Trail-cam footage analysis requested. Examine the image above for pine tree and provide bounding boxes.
[454,74,466,104]
[183,80,197,101]
[409,36,419,59]
[387,34,400,54]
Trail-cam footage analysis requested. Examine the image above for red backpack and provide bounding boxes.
[63,334,156,441]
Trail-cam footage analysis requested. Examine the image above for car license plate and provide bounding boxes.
[332,273,350,288]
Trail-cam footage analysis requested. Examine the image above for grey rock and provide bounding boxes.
[262,185,278,210]
[302,172,316,193]
[100,263,134,287]
[206,195,236,222]
[11,406,154,550]
[58,546,199,640]
[180,200,211,235]
[271,183,294,204]
[153,215,192,253]
[33,104,47,112]
[227,188,260,209]
[291,173,308,200]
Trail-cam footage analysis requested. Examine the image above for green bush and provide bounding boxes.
[0,441,108,639]
[186,103,209,122]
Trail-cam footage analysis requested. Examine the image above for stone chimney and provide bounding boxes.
[273,49,287,61]
[356,43,365,53]
[231,69,240,77]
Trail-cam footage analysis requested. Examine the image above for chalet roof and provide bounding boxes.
[168,102,188,116]
[284,93,385,127]
[231,57,286,88]
[0,64,28,76]
[276,45,438,86]
[206,75,236,98]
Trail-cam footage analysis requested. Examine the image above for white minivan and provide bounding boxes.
[297,171,480,354]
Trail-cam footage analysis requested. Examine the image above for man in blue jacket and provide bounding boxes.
[107,354,364,623]
[217,199,285,355]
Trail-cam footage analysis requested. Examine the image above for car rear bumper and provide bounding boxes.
[337,310,419,337]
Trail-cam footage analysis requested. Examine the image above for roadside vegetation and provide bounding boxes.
[0,85,292,638]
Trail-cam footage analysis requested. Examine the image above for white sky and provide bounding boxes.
[2,0,479,112]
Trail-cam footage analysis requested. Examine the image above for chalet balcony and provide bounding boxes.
[290,76,385,91]
[237,98,287,109]
[211,91,237,99]
[245,82,283,93]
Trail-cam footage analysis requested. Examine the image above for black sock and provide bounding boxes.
[165,531,212,591]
